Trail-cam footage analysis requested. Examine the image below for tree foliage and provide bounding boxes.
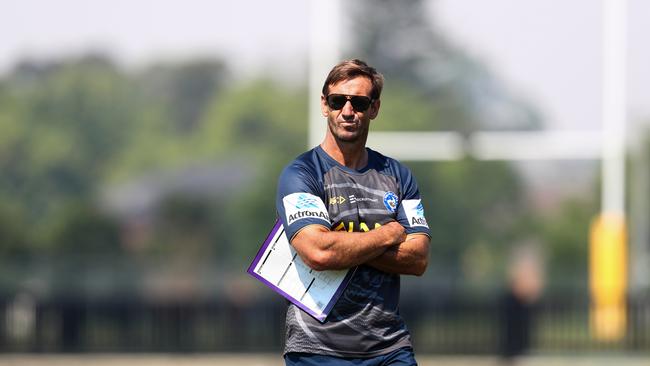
[349,0,543,134]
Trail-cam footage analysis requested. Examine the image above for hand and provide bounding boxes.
[380,221,406,246]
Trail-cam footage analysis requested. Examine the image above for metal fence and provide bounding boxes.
[1,293,649,354]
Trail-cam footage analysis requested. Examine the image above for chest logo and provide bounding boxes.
[383,191,398,213]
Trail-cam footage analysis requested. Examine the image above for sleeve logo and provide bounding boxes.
[295,194,320,209]
[402,199,428,228]
[383,191,399,213]
[283,193,330,226]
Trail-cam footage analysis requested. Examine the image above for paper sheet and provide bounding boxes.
[247,220,355,322]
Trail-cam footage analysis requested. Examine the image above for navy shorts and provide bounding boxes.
[284,347,417,366]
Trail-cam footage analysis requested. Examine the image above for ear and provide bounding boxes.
[321,95,329,117]
[368,99,381,120]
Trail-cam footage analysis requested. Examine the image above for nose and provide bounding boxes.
[341,100,355,119]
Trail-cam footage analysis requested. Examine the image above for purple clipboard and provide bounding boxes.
[247,220,355,322]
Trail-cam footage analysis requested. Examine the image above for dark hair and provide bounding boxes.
[321,59,384,100]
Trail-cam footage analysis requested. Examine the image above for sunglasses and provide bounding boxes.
[325,94,374,112]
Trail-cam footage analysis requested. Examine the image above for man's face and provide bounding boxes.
[321,76,380,144]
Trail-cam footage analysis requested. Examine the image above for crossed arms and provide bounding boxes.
[290,221,430,276]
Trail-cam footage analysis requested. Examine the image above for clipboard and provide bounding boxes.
[247,220,355,322]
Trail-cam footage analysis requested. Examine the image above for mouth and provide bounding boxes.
[339,120,358,129]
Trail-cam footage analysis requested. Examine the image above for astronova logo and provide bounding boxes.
[283,193,330,226]
[383,191,398,213]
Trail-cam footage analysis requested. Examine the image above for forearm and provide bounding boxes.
[367,234,430,276]
[291,222,405,271]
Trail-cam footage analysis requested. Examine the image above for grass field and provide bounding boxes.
[0,354,648,366]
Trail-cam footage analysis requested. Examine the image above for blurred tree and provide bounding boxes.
[536,198,597,289]
[97,77,308,270]
[105,60,229,182]
[349,0,542,133]
[0,54,135,240]
[49,202,123,258]
[198,79,308,268]
[0,205,32,261]
[403,159,526,293]
[138,59,228,133]
[371,81,470,132]
[136,194,217,271]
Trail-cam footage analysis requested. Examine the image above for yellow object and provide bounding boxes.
[589,213,627,341]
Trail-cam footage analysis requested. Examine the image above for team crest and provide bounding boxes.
[383,191,398,213]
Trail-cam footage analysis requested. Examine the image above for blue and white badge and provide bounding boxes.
[383,191,399,213]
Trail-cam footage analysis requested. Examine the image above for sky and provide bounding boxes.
[432,0,650,135]
[2,0,648,133]
[2,0,310,78]
[434,0,602,131]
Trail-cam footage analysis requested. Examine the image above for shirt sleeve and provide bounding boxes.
[395,164,431,237]
[276,163,331,240]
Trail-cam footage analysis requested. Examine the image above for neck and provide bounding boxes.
[320,135,368,170]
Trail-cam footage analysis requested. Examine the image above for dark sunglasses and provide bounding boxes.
[325,94,374,112]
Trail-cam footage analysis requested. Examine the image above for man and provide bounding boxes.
[276,59,430,366]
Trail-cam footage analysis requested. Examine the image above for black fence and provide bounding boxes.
[0,293,649,354]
